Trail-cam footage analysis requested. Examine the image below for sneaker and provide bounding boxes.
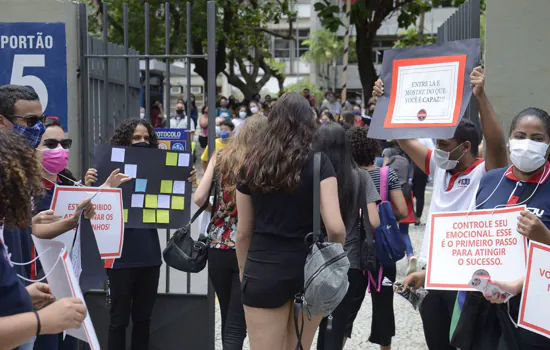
[406,255,417,276]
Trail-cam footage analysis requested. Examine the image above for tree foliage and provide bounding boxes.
[83,0,295,99]
[314,0,481,100]
[393,27,437,49]
[302,29,357,65]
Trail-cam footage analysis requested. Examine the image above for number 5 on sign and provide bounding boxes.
[10,54,48,113]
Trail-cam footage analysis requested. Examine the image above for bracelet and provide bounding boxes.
[33,310,41,337]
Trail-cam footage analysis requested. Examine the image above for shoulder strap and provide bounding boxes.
[358,169,373,246]
[380,166,389,202]
[313,152,321,243]
[189,177,217,225]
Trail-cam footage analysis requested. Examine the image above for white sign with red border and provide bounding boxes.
[518,241,550,339]
[31,238,100,348]
[50,186,124,259]
[426,206,528,291]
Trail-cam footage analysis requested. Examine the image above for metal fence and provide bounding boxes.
[77,2,217,349]
[437,0,481,131]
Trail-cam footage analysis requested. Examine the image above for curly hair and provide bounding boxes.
[346,126,381,167]
[241,92,317,193]
[110,119,158,148]
[215,118,267,199]
[0,129,44,229]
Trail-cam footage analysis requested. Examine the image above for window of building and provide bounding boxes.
[296,29,310,57]
[274,32,291,58]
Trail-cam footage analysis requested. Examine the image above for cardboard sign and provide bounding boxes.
[50,186,124,259]
[518,242,550,339]
[426,206,528,291]
[31,239,100,349]
[94,145,192,229]
[368,38,480,140]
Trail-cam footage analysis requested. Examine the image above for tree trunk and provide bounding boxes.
[355,22,377,103]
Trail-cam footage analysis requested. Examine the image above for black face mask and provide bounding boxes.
[132,142,150,148]
[176,109,184,115]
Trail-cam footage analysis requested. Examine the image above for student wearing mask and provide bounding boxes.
[314,123,381,350]
[232,105,249,131]
[451,108,550,349]
[139,107,145,120]
[194,118,267,349]
[201,120,235,174]
[0,129,88,350]
[237,93,346,350]
[170,101,195,129]
[320,110,336,125]
[249,101,261,117]
[375,67,509,350]
[217,97,232,121]
[321,91,342,116]
[343,127,408,350]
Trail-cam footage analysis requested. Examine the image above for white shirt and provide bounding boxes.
[419,150,486,263]
[170,115,196,130]
[418,138,435,151]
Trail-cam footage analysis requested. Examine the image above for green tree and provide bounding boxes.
[282,78,323,103]
[393,27,436,48]
[83,0,295,99]
[314,0,475,100]
[301,29,356,90]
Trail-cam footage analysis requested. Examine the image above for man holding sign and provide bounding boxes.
[373,67,508,350]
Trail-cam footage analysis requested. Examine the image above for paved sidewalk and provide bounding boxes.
[215,191,433,350]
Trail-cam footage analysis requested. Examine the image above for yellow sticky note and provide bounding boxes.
[143,209,156,223]
[160,180,173,194]
[166,152,178,166]
[171,196,185,210]
[145,194,158,208]
[123,209,128,223]
[157,210,170,224]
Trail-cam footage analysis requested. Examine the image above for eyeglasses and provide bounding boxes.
[1,113,45,127]
[43,138,72,150]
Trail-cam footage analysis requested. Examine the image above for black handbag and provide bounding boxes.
[163,179,217,273]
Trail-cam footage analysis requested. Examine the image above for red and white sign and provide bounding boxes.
[426,206,528,291]
[518,241,550,339]
[31,239,100,349]
[50,186,124,259]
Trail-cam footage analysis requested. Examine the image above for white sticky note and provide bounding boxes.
[124,164,137,178]
[178,153,190,167]
[131,194,144,208]
[158,195,171,209]
[111,148,125,163]
[173,181,186,195]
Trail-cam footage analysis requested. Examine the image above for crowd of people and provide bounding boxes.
[1,64,550,350]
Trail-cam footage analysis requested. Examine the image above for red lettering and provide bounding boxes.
[539,268,550,279]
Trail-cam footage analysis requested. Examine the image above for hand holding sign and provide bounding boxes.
[518,210,550,245]
[33,210,62,225]
[38,297,87,335]
[483,277,523,304]
[73,198,96,222]
[101,168,132,188]
[26,282,55,309]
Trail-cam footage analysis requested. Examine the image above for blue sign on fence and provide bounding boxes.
[155,128,189,151]
[0,22,68,129]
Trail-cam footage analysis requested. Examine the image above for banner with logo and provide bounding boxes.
[368,38,480,140]
[155,128,189,151]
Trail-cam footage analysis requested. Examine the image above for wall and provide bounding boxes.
[485,0,550,136]
[0,0,81,176]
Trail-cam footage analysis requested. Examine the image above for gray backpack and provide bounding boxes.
[294,153,350,348]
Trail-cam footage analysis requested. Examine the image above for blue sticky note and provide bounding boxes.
[135,178,147,192]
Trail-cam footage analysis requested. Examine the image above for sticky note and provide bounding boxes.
[166,152,178,166]
[131,194,145,208]
[143,209,156,223]
[178,153,190,167]
[135,178,147,192]
[157,210,170,224]
[160,180,173,194]
[145,194,158,208]
[123,209,128,223]
[124,164,137,178]
[158,195,171,209]
[173,181,186,195]
[111,148,125,163]
[171,196,185,210]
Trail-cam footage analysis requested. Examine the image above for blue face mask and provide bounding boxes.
[353,110,360,115]
[12,121,45,148]
[239,112,247,119]
[220,131,230,140]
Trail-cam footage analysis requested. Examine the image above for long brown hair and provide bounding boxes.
[241,92,318,193]
[215,118,267,198]
[0,129,44,229]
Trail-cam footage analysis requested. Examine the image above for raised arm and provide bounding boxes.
[193,152,217,208]
[470,67,508,170]
[373,80,431,174]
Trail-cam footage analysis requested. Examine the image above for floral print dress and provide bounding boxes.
[207,177,237,249]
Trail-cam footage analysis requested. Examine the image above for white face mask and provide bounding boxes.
[509,139,549,173]
[250,107,259,114]
[434,143,465,170]
[139,113,145,119]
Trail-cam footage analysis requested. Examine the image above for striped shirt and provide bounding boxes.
[367,167,401,195]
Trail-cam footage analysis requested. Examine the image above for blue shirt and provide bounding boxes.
[0,234,32,318]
